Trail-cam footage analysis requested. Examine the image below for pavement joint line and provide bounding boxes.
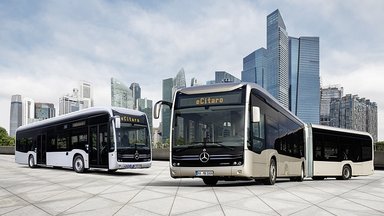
[112,165,169,216]
[0,182,54,215]
[167,178,181,216]
[212,185,227,215]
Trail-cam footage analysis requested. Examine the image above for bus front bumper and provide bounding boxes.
[170,165,248,179]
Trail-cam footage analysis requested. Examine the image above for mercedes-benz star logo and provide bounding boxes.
[134,151,140,160]
[199,149,210,163]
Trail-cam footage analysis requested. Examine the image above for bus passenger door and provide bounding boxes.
[89,125,109,168]
[36,134,46,165]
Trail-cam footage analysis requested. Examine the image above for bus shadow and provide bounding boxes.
[20,165,148,177]
[145,179,293,187]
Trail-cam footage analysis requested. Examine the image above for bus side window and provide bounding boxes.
[251,114,265,153]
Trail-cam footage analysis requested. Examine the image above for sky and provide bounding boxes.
[0,0,383,140]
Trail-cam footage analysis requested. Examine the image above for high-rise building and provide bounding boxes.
[161,69,187,143]
[330,94,378,142]
[289,37,320,124]
[266,9,289,108]
[35,103,55,121]
[130,83,141,109]
[215,71,241,83]
[59,89,81,115]
[320,85,343,126]
[60,82,94,115]
[80,81,93,109]
[137,98,153,136]
[242,48,267,86]
[162,78,173,144]
[173,68,186,93]
[23,97,35,125]
[9,95,22,137]
[111,78,134,109]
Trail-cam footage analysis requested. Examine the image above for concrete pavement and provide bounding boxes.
[1,154,384,215]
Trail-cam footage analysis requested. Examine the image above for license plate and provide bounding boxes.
[195,170,214,176]
[124,164,142,169]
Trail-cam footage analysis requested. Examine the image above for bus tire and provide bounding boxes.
[28,155,36,168]
[73,155,85,173]
[291,164,304,182]
[264,158,277,185]
[202,177,218,186]
[341,165,352,180]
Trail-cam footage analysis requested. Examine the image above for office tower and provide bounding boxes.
[9,95,22,137]
[111,78,134,109]
[215,71,241,83]
[162,78,173,143]
[173,68,186,92]
[320,85,343,126]
[23,97,35,125]
[330,94,378,142]
[242,48,267,86]
[130,83,141,109]
[80,81,93,109]
[60,81,94,115]
[59,89,83,115]
[266,9,289,108]
[137,98,153,135]
[35,103,55,121]
[161,68,187,144]
[289,37,320,124]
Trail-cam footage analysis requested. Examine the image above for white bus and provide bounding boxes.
[15,107,151,173]
[154,82,374,185]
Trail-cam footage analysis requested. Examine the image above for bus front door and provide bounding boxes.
[89,124,109,168]
[36,134,46,165]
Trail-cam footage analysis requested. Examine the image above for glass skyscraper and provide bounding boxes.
[9,95,22,137]
[130,83,141,109]
[266,9,289,108]
[161,69,186,144]
[162,78,173,144]
[215,71,241,83]
[242,48,267,86]
[289,37,320,124]
[111,77,134,109]
[35,103,55,121]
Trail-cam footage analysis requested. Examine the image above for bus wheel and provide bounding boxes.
[202,177,218,186]
[291,164,304,182]
[28,155,36,168]
[73,155,85,173]
[341,165,352,180]
[264,158,277,185]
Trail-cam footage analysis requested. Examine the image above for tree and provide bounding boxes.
[0,127,14,146]
[376,141,384,152]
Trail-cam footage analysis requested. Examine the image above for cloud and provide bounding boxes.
[0,0,382,140]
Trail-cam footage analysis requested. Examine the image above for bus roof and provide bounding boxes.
[16,106,146,133]
[310,124,373,139]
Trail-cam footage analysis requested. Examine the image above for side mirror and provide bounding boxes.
[115,116,121,129]
[154,100,173,119]
[252,106,260,123]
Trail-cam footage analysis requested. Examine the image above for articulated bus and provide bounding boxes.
[15,107,151,173]
[154,82,373,185]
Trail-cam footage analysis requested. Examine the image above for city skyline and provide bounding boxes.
[0,1,383,140]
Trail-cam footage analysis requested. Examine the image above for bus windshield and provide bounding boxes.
[173,105,245,149]
[117,123,149,149]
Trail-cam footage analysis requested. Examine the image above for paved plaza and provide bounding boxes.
[0,154,384,215]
